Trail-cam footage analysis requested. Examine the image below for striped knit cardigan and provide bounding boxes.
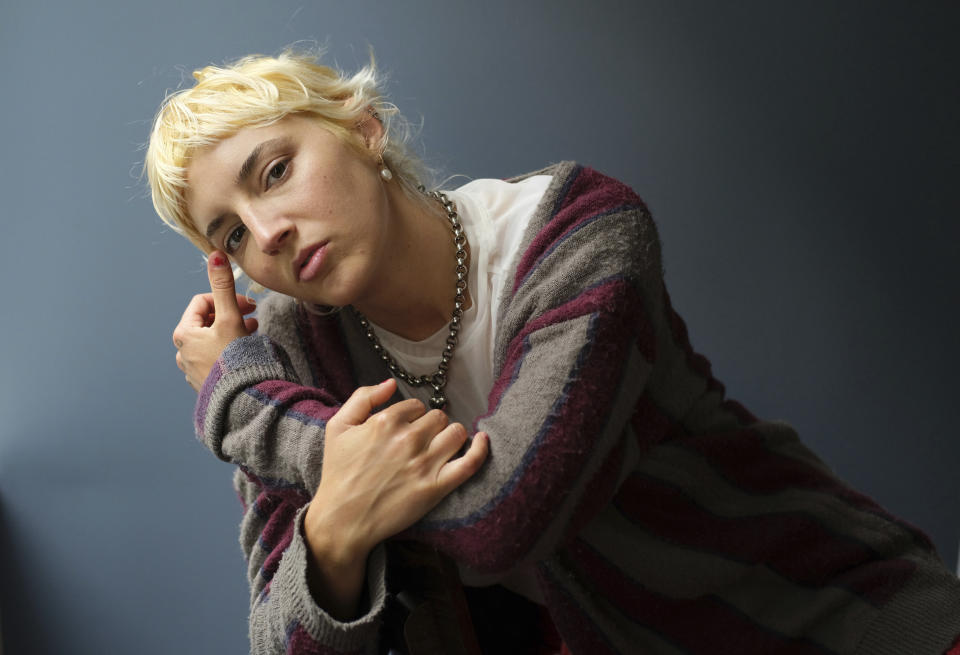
[196,162,960,654]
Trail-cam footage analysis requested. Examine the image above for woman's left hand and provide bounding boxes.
[172,251,259,391]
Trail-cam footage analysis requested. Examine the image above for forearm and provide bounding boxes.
[196,333,338,490]
[236,471,386,654]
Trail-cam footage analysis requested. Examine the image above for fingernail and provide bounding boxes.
[379,378,393,387]
[210,254,227,267]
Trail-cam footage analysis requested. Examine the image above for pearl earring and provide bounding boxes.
[378,154,393,181]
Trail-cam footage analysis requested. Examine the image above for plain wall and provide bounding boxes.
[1,2,957,653]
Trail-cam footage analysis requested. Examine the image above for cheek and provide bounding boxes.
[238,259,283,291]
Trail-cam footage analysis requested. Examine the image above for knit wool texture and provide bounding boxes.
[196,162,960,655]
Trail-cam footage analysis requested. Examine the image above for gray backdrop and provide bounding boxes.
[1,2,957,653]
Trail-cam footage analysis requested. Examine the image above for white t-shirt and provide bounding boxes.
[368,174,552,603]
[370,174,551,432]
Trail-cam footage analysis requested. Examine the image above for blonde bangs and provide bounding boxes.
[144,49,428,252]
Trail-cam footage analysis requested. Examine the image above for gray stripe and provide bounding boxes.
[222,392,326,492]
[640,300,748,437]
[855,554,960,654]
[518,342,652,565]
[635,435,919,558]
[541,557,690,655]
[424,313,595,520]
[580,505,875,654]
[494,187,662,379]
[492,162,577,371]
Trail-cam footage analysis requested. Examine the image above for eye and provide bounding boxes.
[266,160,288,188]
[224,224,247,254]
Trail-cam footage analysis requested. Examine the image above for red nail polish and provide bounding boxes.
[211,254,227,267]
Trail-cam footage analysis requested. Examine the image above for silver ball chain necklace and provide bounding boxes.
[355,190,468,410]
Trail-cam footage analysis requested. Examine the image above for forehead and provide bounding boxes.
[187,122,278,191]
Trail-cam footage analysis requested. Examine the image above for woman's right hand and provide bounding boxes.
[302,379,488,619]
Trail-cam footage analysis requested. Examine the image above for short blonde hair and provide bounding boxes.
[145,49,429,251]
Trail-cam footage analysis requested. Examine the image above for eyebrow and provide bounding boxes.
[204,137,291,241]
[205,215,226,241]
[236,137,290,185]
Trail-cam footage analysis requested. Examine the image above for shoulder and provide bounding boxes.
[508,161,647,211]
[490,163,664,366]
[508,162,661,295]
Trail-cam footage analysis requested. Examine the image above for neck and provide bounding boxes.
[352,184,470,341]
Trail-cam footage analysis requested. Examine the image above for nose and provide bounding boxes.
[243,204,295,255]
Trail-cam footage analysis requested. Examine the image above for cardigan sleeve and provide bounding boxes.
[234,469,387,655]
[195,300,393,653]
[401,164,667,574]
[193,292,353,494]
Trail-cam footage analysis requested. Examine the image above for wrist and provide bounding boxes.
[303,500,372,565]
[302,502,372,620]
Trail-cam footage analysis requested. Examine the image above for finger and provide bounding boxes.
[207,251,242,323]
[244,317,259,333]
[331,379,398,429]
[410,408,450,438]
[384,397,430,424]
[436,432,488,492]
[176,294,215,337]
[210,297,256,326]
[425,419,466,460]
[237,295,258,315]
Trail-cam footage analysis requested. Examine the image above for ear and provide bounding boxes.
[356,108,385,153]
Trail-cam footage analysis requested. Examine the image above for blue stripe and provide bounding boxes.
[243,385,330,428]
[549,162,583,217]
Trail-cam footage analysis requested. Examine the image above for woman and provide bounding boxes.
[147,50,960,654]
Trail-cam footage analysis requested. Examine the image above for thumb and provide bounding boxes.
[333,379,396,429]
[207,251,242,323]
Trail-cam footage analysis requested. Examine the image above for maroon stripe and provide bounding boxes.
[833,557,916,606]
[301,306,356,402]
[631,393,685,449]
[259,500,301,584]
[514,166,647,293]
[417,280,653,572]
[537,564,621,655]
[566,438,628,545]
[486,276,653,423]
[615,473,911,605]
[679,428,934,550]
[683,429,858,497]
[194,359,225,437]
[251,380,340,422]
[252,489,282,521]
[286,623,363,655]
[662,286,757,426]
[567,538,838,655]
[946,633,960,655]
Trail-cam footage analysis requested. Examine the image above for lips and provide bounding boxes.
[295,242,328,282]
